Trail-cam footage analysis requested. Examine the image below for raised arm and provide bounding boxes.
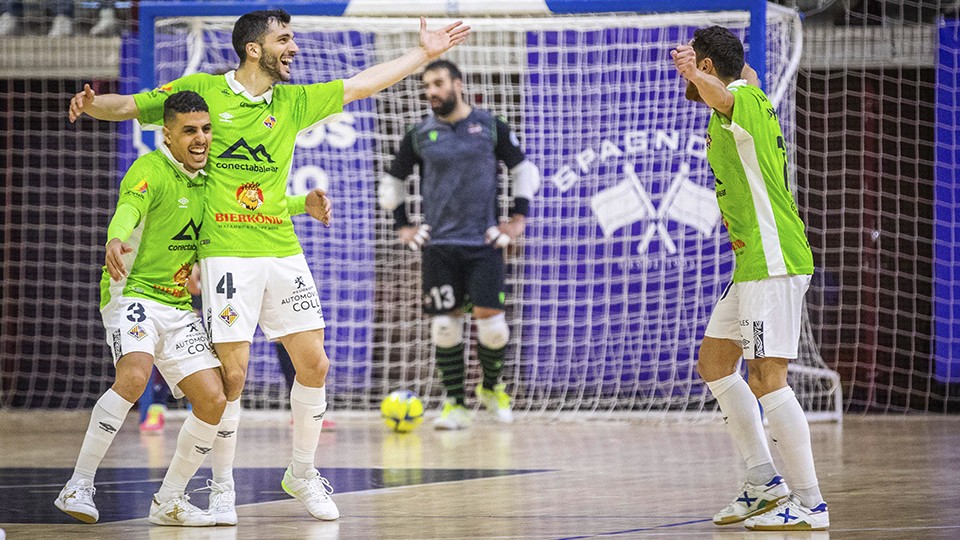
[671,44,734,119]
[342,18,470,105]
[69,83,139,123]
[741,63,761,87]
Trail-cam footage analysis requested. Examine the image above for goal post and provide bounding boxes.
[128,1,841,421]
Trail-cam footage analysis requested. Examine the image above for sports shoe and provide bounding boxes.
[54,479,98,523]
[713,475,789,525]
[48,14,73,38]
[475,383,514,423]
[89,8,118,37]
[0,13,21,37]
[281,466,339,520]
[205,479,237,525]
[140,404,166,434]
[744,493,829,531]
[148,493,216,527]
[433,400,472,430]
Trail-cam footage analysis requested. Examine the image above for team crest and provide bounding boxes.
[219,305,239,326]
[236,182,264,211]
[127,324,148,341]
[263,115,276,129]
[173,263,192,287]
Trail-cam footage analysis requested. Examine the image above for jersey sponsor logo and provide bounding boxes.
[219,112,234,123]
[178,197,189,208]
[172,218,201,242]
[468,123,482,135]
[263,115,276,129]
[151,283,189,298]
[428,130,439,142]
[173,263,192,286]
[295,275,306,289]
[157,83,173,93]
[236,182,264,211]
[126,179,148,198]
[731,239,746,252]
[128,323,148,341]
[214,213,283,225]
[175,333,210,355]
[218,138,274,163]
[219,305,239,326]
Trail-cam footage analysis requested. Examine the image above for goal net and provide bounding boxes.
[0,3,841,421]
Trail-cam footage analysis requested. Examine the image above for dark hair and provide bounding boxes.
[232,9,291,63]
[692,26,744,81]
[163,91,209,125]
[422,59,462,81]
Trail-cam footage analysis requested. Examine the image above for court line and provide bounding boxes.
[556,517,713,539]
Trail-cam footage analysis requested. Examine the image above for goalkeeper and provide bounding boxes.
[378,60,541,430]
[67,9,469,523]
[672,26,828,531]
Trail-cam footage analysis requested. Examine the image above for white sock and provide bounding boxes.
[212,399,240,487]
[70,389,134,485]
[760,386,824,507]
[706,373,778,485]
[290,380,326,478]
[156,413,218,502]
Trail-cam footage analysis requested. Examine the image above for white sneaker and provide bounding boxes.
[744,494,830,531]
[0,13,20,36]
[148,493,216,527]
[475,383,514,423]
[713,475,789,525]
[281,466,340,520]
[89,8,118,36]
[206,479,237,525]
[54,479,98,523]
[48,14,73,37]
[433,400,472,430]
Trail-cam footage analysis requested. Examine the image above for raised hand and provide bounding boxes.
[304,188,332,226]
[419,17,471,60]
[399,224,431,251]
[105,238,134,281]
[69,83,96,123]
[671,45,699,81]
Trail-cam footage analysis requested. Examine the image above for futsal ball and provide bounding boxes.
[380,390,425,433]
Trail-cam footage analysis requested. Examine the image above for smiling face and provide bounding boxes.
[163,111,212,173]
[255,20,298,83]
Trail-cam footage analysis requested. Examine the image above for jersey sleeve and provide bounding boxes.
[494,117,526,169]
[108,160,155,240]
[294,80,345,131]
[728,86,769,136]
[133,73,211,127]
[386,128,419,180]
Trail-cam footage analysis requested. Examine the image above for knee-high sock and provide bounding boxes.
[760,386,823,507]
[156,413,218,502]
[70,389,134,485]
[211,398,240,487]
[290,380,326,478]
[477,344,506,391]
[435,344,466,405]
[706,373,778,485]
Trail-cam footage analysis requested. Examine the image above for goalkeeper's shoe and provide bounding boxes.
[54,479,98,523]
[433,400,472,430]
[744,494,829,531]
[140,404,166,434]
[713,475,789,525]
[475,383,514,423]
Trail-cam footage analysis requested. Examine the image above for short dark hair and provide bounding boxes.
[422,59,462,81]
[232,9,291,63]
[163,91,209,125]
[692,26,744,81]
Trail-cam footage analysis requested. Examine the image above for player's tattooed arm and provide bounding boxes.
[69,84,139,123]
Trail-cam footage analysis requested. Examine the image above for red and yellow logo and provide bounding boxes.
[236,182,264,211]
[134,179,148,194]
[157,82,174,93]
[173,263,191,287]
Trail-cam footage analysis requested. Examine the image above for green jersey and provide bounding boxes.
[132,71,344,258]
[706,81,814,282]
[100,145,205,310]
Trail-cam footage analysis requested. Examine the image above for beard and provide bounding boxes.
[259,51,288,82]
[430,93,458,116]
[685,81,703,103]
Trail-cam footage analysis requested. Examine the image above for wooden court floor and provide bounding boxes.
[1,411,958,539]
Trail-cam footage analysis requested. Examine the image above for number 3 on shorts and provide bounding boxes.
[217,273,237,299]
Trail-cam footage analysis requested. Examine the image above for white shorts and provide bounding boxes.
[101,297,220,399]
[704,274,812,360]
[200,254,326,343]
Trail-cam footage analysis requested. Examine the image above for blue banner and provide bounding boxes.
[935,19,960,383]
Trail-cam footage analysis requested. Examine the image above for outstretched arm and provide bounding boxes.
[69,84,139,123]
[343,18,470,105]
[671,44,734,119]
